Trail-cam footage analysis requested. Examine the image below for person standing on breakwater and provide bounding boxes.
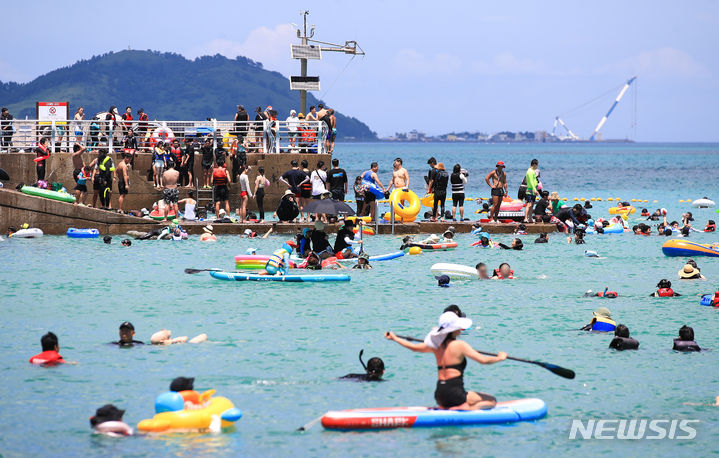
[328,109,337,153]
[1,107,13,152]
[523,159,540,223]
[362,162,386,221]
[162,161,180,221]
[485,161,507,223]
[212,159,231,217]
[429,162,449,221]
[327,158,348,201]
[388,157,410,193]
[34,137,50,182]
[280,160,310,222]
[254,167,269,222]
[116,153,131,214]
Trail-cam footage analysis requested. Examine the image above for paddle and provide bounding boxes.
[184,268,222,274]
[393,334,575,380]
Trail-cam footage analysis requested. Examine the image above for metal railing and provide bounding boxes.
[0,118,329,155]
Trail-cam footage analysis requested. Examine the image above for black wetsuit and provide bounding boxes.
[110,340,145,347]
[435,358,468,408]
[339,373,383,382]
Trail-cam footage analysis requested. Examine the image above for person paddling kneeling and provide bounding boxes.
[385,311,507,410]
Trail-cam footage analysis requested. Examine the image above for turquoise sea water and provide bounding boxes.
[1,142,718,457]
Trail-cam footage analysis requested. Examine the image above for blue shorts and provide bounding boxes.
[525,193,537,204]
[265,264,279,275]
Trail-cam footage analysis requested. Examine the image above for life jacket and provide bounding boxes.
[169,146,182,164]
[493,269,514,279]
[673,339,701,352]
[300,174,313,193]
[591,316,616,332]
[266,249,288,270]
[656,288,674,297]
[640,211,650,217]
[99,155,115,178]
[138,113,148,126]
[705,224,716,232]
[212,167,228,186]
[610,336,639,350]
[433,170,449,193]
[29,350,65,365]
[596,291,618,298]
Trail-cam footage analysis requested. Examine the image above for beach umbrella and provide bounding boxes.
[303,198,355,216]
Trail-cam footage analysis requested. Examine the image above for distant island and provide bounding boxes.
[383,130,633,143]
[0,50,378,141]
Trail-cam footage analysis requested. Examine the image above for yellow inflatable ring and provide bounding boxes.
[345,216,371,223]
[420,193,434,207]
[390,189,422,220]
[608,206,636,215]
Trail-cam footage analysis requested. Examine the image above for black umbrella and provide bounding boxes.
[303,198,355,216]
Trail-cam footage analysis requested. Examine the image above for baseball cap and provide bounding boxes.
[119,321,134,331]
[496,161,505,167]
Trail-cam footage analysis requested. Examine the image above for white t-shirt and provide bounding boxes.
[311,170,327,196]
[286,116,300,132]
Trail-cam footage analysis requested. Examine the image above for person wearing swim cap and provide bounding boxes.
[340,350,385,382]
[111,322,144,347]
[386,311,507,410]
[436,275,451,287]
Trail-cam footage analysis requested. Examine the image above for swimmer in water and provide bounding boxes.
[580,307,616,332]
[150,329,207,345]
[498,238,523,250]
[534,233,548,243]
[385,311,507,410]
[475,263,490,279]
[650,279,682,297]
[90,404,133,436]
[340,350,385,382]
[110,321,144,346]
[353,252,372,269]
[29,332,71,365]
[491,263,513,279]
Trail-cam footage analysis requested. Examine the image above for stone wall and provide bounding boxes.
[0,151,331,213]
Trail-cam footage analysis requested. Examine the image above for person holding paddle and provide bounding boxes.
[385,311,507,410]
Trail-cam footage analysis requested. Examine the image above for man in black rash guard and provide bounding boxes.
[110,322,144,346]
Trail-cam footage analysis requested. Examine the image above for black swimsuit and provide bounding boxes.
[435,358,468,408]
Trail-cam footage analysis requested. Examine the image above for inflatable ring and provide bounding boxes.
[420,193,434,207]
[608,206,635,215]
[222,131,236,148]
[389,189,421,221]
[150,127,175,147]
[345,216,371,223]
[353,226,375,236]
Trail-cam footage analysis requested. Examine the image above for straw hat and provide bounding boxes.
[423,312,473,349]
[678,264,700,279]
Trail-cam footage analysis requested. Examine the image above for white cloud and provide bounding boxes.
[596,47,710,79]
[392,48,462,76]
[187,24,297,75]
[470,52,557,76]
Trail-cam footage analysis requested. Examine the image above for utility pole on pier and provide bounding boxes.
[290,11,364,114]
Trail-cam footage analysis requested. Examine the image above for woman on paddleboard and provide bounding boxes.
[385,311,507,410]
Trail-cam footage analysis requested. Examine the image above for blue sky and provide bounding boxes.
[2,1,717,141]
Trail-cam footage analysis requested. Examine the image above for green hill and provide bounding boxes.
[0,50,377,141]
